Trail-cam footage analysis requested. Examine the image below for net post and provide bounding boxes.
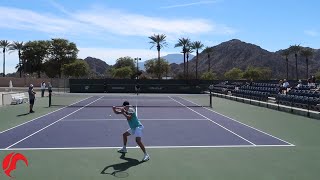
[48,84,52,107]
[49,93,51,107]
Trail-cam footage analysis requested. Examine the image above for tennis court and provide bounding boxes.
[0,93,319,179]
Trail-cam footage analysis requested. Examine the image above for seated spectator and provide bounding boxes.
[308,77,312,86]
[278,79,283,94]
[311,75,316,87]
[282,79,290,94]
[296,80,303,89]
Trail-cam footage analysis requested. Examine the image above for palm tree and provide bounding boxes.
[203,47,212,72]
[148,34,167,79]
[289,44,302,80]
[280,49,290,80]
[0,40,10,77]
[300,47,314,79]
[9,41,24,77]
[175,38,191,79]
[191,41,204,79]
[185,47,194,79]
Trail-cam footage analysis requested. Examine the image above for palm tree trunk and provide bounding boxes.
[3,50,5,77]
[286,58,289,80]
[18,51,22,78]
[295,54,298,80]
[158,50,161,79]
[23,59,26,86]
[196,51,198,79]
[187,53,189,80]
[183,53,186,79]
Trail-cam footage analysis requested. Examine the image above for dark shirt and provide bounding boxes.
[28,88,35,99]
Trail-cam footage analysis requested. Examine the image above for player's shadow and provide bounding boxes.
[101,153,144,177]
[17,113,30,117]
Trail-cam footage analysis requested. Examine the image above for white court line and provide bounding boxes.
[1,144,295,151]
[169,96,256,146]
[62,119,208,121]
[179,96,295,146]
[0,96,92,134]
[5,97,104,149]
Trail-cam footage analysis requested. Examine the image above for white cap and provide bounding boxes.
[30,84,33,87]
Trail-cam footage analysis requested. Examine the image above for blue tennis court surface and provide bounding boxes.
[0,95,293,150]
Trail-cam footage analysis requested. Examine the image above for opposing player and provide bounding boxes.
[112,101,150,162]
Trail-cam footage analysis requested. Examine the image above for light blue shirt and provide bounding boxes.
[127,107,142,129]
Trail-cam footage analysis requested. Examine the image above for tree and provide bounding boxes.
[242,66,261,80]
[300,47,314,79]
[144,58,170,78]
[242,66,272,80]
[289,44,302,80]
[224,68,243,80]
[148,34,167,79]
[111,66,133,79]
[114,56,135,71]
[175,38,191,79]
[21,40,50,78]
[203,46,212,72]
[280,49,290,80]
[8,41,24,77]
[191,41,204,79]
[200,71,217,80]
[315,71,320,81]
[43,60,60,78]
[185,47,193,79]
[0,40,10,77]
[48,38,78,78]
[62,59,90,78]
[257,67,272,80]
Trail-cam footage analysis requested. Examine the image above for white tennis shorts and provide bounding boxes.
[127,125,144,137]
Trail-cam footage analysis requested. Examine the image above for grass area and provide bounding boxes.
[0,94,320,179]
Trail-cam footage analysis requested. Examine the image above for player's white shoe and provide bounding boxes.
[117,148,127,153]
[142,154,150,162]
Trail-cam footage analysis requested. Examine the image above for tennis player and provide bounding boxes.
[112,101,150,162]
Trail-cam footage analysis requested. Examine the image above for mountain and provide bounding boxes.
[172,39,320,79]
[84,57,111,75]
[84,39,320,80]
[138,53,195,71]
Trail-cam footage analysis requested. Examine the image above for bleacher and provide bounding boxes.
[211,81,320,112]
[232,89,270,101]
[230,82,279,101]
[239,86,279,95]
[211,82,239,94]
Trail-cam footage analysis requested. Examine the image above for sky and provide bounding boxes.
[0,0,319,73]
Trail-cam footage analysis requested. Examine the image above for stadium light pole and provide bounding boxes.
[134,57,141,79]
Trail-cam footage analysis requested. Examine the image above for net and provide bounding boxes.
[49,93,211,108]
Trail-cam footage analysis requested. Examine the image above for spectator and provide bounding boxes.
[278,79,283,94]
[48,82,52,93]
[308,77,312,86]
[28,84,36,113]
[311,75,316,87]
[312,75,316,83]
[282,79,290,94]
[40,81,46,97]
[249,79,253,86]
[296,80,303,89]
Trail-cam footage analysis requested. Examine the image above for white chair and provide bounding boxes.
[11,93,28,105]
